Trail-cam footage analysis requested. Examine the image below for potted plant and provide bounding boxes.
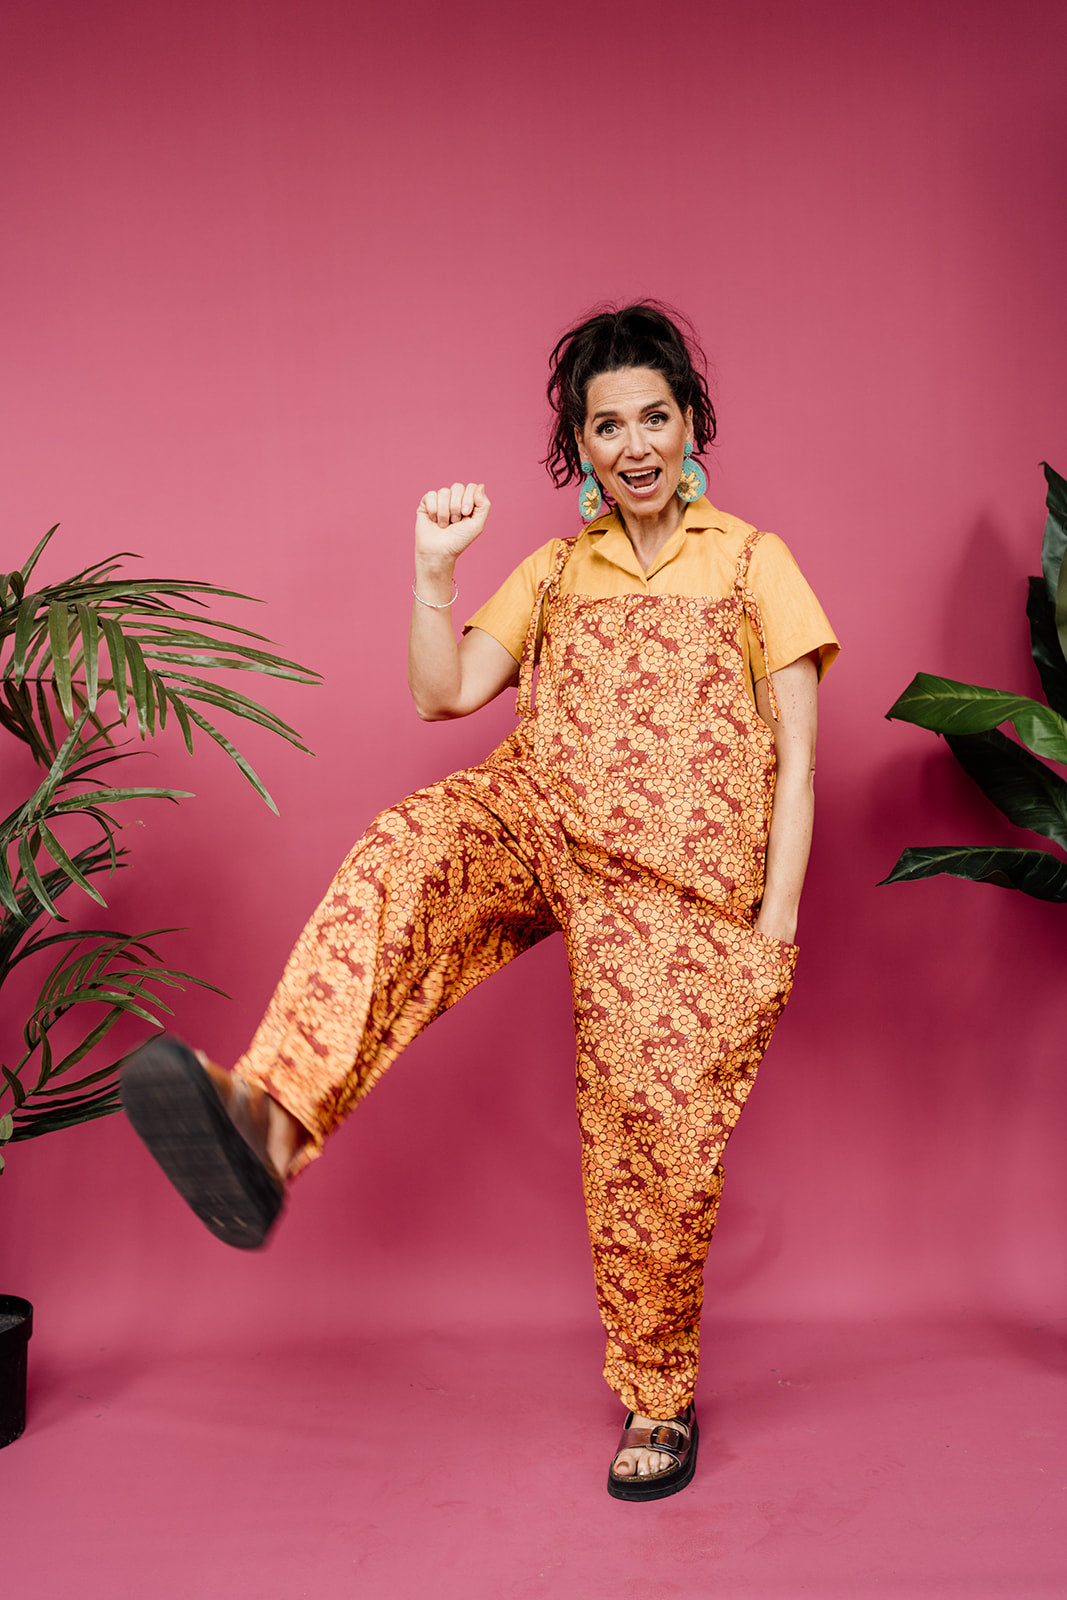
[0,526,317,1443]
[882,463,1067,898]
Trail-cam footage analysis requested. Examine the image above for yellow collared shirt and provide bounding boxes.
[464,497,839,704]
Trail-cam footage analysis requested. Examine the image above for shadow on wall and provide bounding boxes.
[937,511,1045,688]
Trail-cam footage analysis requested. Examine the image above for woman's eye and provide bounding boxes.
[596,421,618,436]
[647,412,668,426]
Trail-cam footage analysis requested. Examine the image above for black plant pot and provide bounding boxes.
[0,1295,33,1446]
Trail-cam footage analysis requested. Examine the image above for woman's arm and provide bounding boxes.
[408,481,520,720]
[752,651,820,944]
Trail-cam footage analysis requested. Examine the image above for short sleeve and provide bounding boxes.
[462,541,556,663]
[744,533,839,683]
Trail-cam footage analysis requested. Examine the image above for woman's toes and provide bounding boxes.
[612,1436,683,1480]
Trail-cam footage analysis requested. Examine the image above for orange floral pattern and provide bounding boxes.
[237,531,795,1417]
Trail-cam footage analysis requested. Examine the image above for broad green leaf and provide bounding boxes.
[184,704,277,812]
[47,600,74,724]
[887,673,1067,764]
[1057,545,1067,672]
[880,844,1067,901]
[0,1112,12,1142]
[1041,462,1067,603]
[945,730,1067,850]
[1026,577,1067,716]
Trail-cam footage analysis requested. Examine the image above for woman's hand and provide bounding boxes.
[415,482,491,575]
[408,479,517,721]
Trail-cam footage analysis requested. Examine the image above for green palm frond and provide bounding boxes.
[0,525,319,1161]
[0,922,224,1165]
[1,526,319,780]
[0,711,189,919]
[0,836,221,1165]
[1,530,321,919]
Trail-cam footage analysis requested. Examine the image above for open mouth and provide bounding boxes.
[618,468,661,493]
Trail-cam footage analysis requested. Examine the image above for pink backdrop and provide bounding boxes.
[3,0,1066,1356]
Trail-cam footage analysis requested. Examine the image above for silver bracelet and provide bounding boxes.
[412,579,458,609]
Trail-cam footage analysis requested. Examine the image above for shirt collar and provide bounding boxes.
[581,496,726,579]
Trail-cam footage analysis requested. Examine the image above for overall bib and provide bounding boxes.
[237,530,797,1416]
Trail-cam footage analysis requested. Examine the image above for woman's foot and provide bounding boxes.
[610,1413,681,1479]
[122,1036,300,1248]
[607,1405,699,1501]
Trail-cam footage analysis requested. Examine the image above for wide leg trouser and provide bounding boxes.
[563,875,795,1412]
[235,776,558,1164]
[236,774,795,1418]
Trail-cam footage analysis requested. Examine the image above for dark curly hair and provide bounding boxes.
[545,301,716,486]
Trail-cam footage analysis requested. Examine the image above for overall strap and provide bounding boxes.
[733,530,780,723]
[516,537,576,716]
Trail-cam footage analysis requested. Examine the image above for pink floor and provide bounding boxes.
[3,1309,1063,1598]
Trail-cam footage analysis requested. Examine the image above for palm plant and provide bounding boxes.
[0,527,318,1169]
[882,462,1067,900]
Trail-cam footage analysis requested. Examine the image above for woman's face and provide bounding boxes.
[575,366,693,524]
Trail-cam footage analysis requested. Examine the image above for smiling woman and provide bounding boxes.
[121,301,838,1503]
[578,369,694,564]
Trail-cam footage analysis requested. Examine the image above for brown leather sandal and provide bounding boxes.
[607,1404,699,1501]
[122,1036,284,1249]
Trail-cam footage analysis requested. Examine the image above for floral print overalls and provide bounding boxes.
[238,530,797,1417]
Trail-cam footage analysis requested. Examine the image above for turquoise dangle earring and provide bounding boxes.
[677,441,707,503]
[578,460,603,521]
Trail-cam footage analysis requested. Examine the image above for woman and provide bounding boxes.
[123,303,838,1501]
